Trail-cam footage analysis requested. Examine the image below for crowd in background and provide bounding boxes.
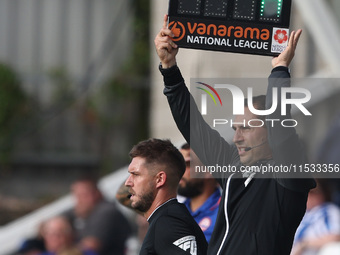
[15,152,340,255]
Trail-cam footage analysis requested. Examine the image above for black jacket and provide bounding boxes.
[160,65,316,255]
[140,199,208,255]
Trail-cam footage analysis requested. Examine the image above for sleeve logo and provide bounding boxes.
[173,235,197,255]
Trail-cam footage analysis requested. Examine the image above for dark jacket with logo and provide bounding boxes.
[140,199,208,255]
[160,64,316,255]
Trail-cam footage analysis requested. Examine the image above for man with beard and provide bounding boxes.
[125,138,208,255]
[178,143,220,242]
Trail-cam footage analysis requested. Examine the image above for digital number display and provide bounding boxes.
[173,0,290,23]
[233,0,257,21]
[204,0,228,18]
[178,0,201,15]
[259,0,282,22]
[168,0,292,56]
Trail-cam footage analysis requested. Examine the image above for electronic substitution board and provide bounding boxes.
[168,0,291,56]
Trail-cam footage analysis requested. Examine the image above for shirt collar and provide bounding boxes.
[147,198,176,222]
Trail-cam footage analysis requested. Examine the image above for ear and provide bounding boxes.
[155,171,167,188]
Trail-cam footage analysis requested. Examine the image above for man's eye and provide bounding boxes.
[243,126,251,130]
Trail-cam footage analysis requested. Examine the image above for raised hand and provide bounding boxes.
[272,29,302,68]
[154,14,179,68]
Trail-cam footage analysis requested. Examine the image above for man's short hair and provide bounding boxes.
[181,143,190,150]
[129,138,186,184]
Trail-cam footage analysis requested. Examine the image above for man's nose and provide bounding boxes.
[233,129,243,144]
[125,176,132,187]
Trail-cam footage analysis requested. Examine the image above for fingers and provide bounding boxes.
[155,14,179,68]
[158,27,174,38]
[288,29,302,50]
[156,26,177,49]
[156,40,176,53]
[157,14,178,49]
[155,37,178,54]
[287,30,295,50]
[293,29,302,48]
[163,14,168,29]
[271,29,302,68]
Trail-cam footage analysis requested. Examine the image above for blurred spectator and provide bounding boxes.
[291,179,340,255]
[124,214,148,255]
[16,222,46,255]
[315,113,340,207]
[16,238,45,255]
[64,176,131,255]
[115,183,148,255]
[40,216,96,255]
[318,242,340,255]
[178,143,221,242]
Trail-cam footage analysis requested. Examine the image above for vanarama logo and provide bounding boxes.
[196,82,223,115]
[168,19,271,51]
[169,21,185,41]
[170,21,270,40]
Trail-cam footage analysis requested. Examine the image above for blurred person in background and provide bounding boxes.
[178,143,220,242]
[291,179,340,255]
[315,113,340,207]
[123,214,149,255]
[16,238,46,255]
[40,216,96,255]
[116,180,148,255]
[64,176,131,255]
[16,221,46,255]
[318,242,340,255]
